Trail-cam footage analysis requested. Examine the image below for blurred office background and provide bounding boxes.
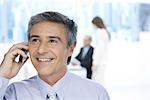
[0,0,150,100]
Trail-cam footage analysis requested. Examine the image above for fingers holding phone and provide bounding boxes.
[17,48,29,63]
[0,42,29,79]
[7,42,29,63]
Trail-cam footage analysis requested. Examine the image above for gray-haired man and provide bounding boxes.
[0,11,109,100]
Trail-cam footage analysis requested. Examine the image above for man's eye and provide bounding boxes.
[30,38,39,43]
[49,39,58,43]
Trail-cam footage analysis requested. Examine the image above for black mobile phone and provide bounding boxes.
[19,48,28,62]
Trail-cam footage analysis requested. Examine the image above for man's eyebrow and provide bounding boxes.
[29,35,39,39]
[48,36,61,41]
[29,35,61,41]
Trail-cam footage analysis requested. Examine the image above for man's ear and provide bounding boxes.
[68,42,76,56]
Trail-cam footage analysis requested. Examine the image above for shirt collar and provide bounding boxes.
[84,45,90,49]
[36,71,71,99]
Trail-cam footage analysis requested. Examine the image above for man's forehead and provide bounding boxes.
[30,21,65,32]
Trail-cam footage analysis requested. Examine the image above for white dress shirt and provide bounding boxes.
[0,71,110,100]
[81,46,90,59]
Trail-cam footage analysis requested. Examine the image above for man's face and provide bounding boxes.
[83,36,91,47]
[28,21,72,76]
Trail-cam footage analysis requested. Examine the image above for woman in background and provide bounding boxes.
[92,16,110,86]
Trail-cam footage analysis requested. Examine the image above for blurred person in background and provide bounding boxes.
[92,16,110,85]
[75,35,94,79]
[0,11,109,100]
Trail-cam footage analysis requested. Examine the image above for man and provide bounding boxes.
[76,35,94,79]
[0,11,109,100]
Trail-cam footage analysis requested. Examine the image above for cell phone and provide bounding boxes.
[19,48,28,62]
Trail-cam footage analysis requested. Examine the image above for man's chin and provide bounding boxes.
[37,70,56,76]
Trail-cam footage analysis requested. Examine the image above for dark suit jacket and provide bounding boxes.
[76,45,94,70]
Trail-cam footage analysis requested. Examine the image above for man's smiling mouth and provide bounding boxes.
[37,58,54,62]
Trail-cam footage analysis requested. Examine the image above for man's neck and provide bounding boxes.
[39,67,67,86]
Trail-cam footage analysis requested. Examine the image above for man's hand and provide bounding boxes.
[92,64,97,72]
[0,43,29,79]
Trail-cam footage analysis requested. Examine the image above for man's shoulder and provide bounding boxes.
[89,45,94,49]
[69,73,104,89]
[68,73,109,98]
[9,75,38,88]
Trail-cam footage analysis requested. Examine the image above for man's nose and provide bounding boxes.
[37,42,49,54]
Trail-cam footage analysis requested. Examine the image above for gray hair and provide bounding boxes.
[27,11,77,48]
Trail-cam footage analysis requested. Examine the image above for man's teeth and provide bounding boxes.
[38,58,52,62]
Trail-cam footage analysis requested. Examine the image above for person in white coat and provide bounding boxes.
[92,16,110,86]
